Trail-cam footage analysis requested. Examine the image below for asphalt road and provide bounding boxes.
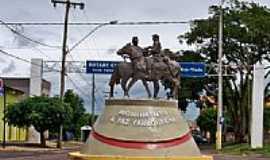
[0,148,74,160]
[0,147,270,160]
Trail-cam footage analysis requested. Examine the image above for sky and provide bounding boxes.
[0,0,269,113]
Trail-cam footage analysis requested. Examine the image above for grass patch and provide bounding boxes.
[221,143,270,156]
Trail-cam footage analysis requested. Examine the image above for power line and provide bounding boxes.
[69,24,106,52]
[0,20,61,49]
[33,47,54,60]
[68,21,117,52]
[0,48,92,105]
[0,21,192,26]
[0,49,60,72]
[0,48,91,103]
[68,54,93,86]
[66,75,90,99]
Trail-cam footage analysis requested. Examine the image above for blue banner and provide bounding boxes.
[86,60,205,77]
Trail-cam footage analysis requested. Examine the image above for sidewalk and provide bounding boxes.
[201,145,270,160]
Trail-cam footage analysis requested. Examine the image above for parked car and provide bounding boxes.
[191,130,208,145]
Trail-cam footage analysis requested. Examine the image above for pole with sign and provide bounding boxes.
[91,74,96,126]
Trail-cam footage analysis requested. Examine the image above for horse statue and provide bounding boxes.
[109,62,152,98]
[109,43,180,99]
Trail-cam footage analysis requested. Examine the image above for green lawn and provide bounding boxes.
[221,143,270,156]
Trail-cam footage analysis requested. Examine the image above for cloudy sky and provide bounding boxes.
[0,0,269,113]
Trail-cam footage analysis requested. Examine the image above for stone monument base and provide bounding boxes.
[69,99,212,160]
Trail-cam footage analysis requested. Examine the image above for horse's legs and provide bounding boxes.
[153,80,159,98]
[141,80,152,98]
[109,66,120,98]
[121,78,129,97]
[172,78,180,99]
[127,78,138,94]
[109,77,116,98]
[109,84,114,98]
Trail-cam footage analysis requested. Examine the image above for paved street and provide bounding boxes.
[0,147,75,160]
[0,147,270,160]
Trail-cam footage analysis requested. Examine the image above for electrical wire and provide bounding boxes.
[68,23,107,52]
[66,75,90,99]
[0,21,192,26]
[0,20,61,49]
[67,53,93,88]
[0,49,60,72]
[0,48,91,102]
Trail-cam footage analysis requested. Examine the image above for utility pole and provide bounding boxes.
[51,0,84,149]
[216,0,224,150]
[91,74,96,126]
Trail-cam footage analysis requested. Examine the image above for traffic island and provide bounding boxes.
[69,99,213,160]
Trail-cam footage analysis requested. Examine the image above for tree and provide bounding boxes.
[197,108,217,143]
[63,89,87,139]
[5,96,70,147]
[179,0,270,142]
[264,108,270,133]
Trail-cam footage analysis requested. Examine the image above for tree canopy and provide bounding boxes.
[179,0,270,142]
[63,89,91,139]
[5,96,70,146]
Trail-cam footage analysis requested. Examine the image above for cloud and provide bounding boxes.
[1,59,16,74]
[11,26,47,48]
[0,57,6,63]
[106,47,117,55]
[0,0,269,114]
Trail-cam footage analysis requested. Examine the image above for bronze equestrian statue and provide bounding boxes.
[109,35,180,99]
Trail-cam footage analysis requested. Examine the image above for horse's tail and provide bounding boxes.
[176,64,181,78]
[109,65,121,86]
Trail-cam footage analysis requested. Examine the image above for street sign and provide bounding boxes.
[180,62,206,78]
[0,79,3,96]
[86,60,206,77]
[86,61,119,74]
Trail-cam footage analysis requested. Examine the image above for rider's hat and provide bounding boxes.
[152,34,159,40]
[132,36,138,42]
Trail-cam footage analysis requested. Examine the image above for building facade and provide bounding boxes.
[0,77,51,142]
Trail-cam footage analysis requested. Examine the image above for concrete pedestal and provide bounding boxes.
[69,99,212,160]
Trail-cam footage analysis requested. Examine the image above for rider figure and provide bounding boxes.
[143,34,162,78]
[132,36,139,46]
[145,34,162,59]
[131,36,144,58]
[130,36,148,77]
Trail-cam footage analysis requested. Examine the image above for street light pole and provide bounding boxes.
[216,0,224,150]
[68,20,118,53]
[67,20,117,126]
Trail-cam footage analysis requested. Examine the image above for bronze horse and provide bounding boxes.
[109,43,180,99]
[109,62,152,98]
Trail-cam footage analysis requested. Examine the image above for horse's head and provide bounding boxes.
[117,43,133,57]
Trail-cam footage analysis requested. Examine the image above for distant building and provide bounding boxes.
[0,77,51,142]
